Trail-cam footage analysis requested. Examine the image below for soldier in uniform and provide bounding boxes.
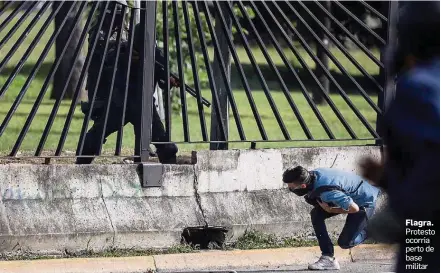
[77,2,179,164]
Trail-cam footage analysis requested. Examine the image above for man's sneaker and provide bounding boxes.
[308,255,340,270]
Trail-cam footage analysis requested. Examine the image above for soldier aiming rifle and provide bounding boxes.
[78,2,206,164]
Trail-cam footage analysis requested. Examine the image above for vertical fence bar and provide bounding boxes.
[139,1,157,162]
[198,1,245,142]
[237,1,312,140]
[76,2,116,157]
[208,2,268,140]
[264,1,357,139]
[97,5,127,156]
[162,1,171,142]
[182,1,208,141]
[358,0,388,22]
[116,8,136,156]
[210,1,232,150]
[314,0,330,105]
[249,1,334,139]
[172,1,190,142]
[223,1,290,140]
[282,0,379,138]
[56,2,108,156]
[195,2,228,142]
[36,2,98,156]
[376,1,398,143]
[332,0,386,45]
[295,0,382,114]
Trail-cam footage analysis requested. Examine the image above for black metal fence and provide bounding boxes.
[0,1,397,162]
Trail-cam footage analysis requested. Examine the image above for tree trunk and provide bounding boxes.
[51,1,86,102]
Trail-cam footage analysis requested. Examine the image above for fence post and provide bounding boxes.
[139,1,157,162]
[376,1,398,144]
[133,0,140,24]
[210,1,232,150]
[139,1,163,188]
[314,0,331,105]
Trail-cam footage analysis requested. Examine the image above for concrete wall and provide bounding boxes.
[0,146,383,254]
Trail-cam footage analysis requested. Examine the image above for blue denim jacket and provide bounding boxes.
[312,168,380,211]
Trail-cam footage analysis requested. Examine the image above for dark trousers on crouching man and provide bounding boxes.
[311,206,374,257]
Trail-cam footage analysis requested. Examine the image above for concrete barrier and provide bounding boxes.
[0,146,383,254]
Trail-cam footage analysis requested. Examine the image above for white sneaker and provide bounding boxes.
[308,255,340,270]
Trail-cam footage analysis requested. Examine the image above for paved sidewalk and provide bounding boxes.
[0,244,397,273]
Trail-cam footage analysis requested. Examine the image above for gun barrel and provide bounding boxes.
[170,73,211,107]
[155,60,211,107]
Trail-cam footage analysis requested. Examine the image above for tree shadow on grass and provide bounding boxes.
[1,62,383,101]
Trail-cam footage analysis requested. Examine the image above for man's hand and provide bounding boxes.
[318,200,359,214]
[317,200,333,213]
[169,77,180,88]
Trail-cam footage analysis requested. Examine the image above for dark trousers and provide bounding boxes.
[76,97,177,164]
[310,206,374,257]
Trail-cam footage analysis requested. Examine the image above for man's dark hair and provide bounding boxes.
[282,166,309,184]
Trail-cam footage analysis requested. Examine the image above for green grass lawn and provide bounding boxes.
[0,9,381,157]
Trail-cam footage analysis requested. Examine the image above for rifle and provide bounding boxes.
[155,60,211,107]
[81,60,212,119]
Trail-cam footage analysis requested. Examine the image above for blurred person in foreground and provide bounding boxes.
[359,1,440,272]
[283,166,380,270]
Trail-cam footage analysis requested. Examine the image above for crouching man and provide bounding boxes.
[283,166,380,270]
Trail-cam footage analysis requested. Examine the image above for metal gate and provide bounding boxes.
[0,1,397,162]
